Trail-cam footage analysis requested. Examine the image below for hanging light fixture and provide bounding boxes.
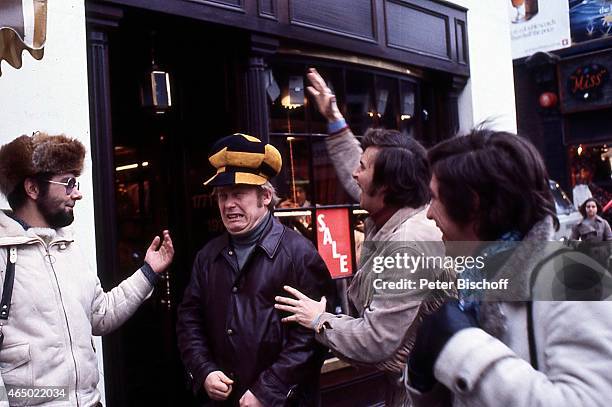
[401,85,415,121]
[282,76,305,109]
[376,88,388,118]
[141,31,172,114]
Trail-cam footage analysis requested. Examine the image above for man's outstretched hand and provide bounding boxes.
[144,230,174,274]
[306,68,344,123]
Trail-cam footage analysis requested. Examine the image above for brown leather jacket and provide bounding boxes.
[176,215,334,406]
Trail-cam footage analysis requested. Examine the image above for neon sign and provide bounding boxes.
[568,63,609,101]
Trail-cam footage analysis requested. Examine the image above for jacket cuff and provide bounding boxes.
[314,312,335,332]
[434,327,515,395]
[140,262,161,287]
[326,126,352,143]
[327,118,348,135]
[250,370,293,407]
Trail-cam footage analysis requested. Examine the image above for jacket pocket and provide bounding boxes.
[0,342,33,407]
[0,342,31,374]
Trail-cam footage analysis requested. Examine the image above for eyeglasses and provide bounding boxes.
[46,177,80,195]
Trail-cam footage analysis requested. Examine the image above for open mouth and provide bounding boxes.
[226,213,244,220]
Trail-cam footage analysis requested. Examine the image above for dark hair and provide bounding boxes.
[6,172,52,211]
[428,127,559,240]
[578,197,601,218]
[361,128,431,208]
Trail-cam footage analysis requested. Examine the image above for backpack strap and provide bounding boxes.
[0,247,16,349]
[0,247,16,321]
[526,246,573,370]
[526,301,538,370]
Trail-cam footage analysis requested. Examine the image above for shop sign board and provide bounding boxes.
[559,50,612,113]
[509,0,571,59]
[569,0,612,44]
[567,64,609,100]
[316,208,354,279]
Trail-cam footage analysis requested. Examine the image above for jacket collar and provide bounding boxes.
[483,215,555,301]
[0,210,75,247]
[478,216,556,339]
[213,213,285,260]
[257,214,285,258]
[364,205,426,241]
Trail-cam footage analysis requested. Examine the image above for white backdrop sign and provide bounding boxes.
[509,0,571,59]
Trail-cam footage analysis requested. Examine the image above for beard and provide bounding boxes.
[37,193,75,228]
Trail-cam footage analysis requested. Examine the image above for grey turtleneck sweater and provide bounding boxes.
[230,211,271,271]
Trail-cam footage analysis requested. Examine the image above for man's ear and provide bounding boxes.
[23,178,40,200]
[261,187,272,207]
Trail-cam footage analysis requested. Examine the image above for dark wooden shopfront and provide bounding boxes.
[85,1,470,405]
[514,36,612,212]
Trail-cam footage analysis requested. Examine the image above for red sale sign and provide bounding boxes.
[316,208,354,279]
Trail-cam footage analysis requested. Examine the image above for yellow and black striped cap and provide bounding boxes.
[204,133,282,186]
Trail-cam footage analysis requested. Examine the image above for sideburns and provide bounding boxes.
[366,183,381,198]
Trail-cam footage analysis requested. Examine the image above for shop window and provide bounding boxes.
[269,63,308,134]
[568,143,612,211]
[271,134,314,241]
[345,70,376,135]
[400,80,417,136]
[114,146,155,275]
[268,60,424,211]
[374,75,399,130]
[268,59,424,315]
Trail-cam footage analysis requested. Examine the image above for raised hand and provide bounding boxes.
[144,230,175,274]
[306,68,344,122]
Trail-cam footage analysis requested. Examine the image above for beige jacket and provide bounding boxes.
[317,129,451,406]
[406,218,612,407]
[0,211,153,406]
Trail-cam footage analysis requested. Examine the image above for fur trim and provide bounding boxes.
[0,132,85,196]
[479,216,556,339]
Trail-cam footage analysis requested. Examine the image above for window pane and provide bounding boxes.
[345,70,375,135]
[400,80,417,136]
[375,75,399,129]
[269,64,307,134]
[270,134,313,203]
[312,138,355,205]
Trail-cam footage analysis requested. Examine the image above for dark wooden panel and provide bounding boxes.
[385,0,450,60]
[184,0,244,12]
[258,0,276,19]
[289,0,375,42]
[321,367,386,406]
[86,6,124,407]
[97,0,469,77]
[565,108,612,144]
[455,18,467,65]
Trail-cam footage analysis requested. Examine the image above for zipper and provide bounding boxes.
[45,243,81,407]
